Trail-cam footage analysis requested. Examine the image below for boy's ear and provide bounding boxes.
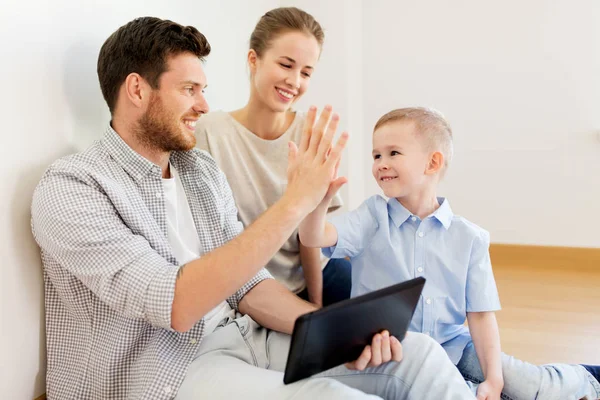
[425,151,444,176]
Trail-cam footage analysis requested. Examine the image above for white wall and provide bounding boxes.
[361,0,600,247]
[0,1,277,398]
[290,0,600,247]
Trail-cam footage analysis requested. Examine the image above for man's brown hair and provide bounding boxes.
[97,17,211,114]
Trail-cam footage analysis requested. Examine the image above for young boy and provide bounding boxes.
[299,107,600,400]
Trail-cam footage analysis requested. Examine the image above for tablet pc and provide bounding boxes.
[283,276,425,384]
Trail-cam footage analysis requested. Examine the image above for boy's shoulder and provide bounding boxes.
[448,212,491,244]
[362,194,390,213]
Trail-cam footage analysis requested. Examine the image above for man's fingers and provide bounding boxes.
[380,331,392,363]
[390,336,403,362]
[308,105,332,153]
[299,106,317,153]
[369,334,382,367]
[325,131,349,168]
[355,345,371,371]
[317,112,339,160]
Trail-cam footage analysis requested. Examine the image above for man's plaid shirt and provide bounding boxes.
[31,126,272,399]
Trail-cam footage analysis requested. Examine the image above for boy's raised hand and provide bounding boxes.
[285,105,349,215]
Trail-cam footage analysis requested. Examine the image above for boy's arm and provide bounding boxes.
[299,201,339,248]
[299,242,324,307]
[467,311,504,399]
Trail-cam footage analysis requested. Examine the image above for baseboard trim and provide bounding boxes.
[490,244,600,270]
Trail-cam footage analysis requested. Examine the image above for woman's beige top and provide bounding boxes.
[195,111,342,293]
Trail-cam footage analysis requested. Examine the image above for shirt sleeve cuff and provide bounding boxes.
[321,220,355,259]
[466,298,502,313]
[227,268,274,311]
[145,262,180,331]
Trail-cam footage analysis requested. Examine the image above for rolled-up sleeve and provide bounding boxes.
[32,169,178,330]
[322,197,378,259]
[465,230,501,312]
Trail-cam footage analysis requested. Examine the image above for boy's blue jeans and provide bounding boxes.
[297,258,352,306]
[458,341,600,400]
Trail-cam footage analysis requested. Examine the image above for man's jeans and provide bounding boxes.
[176,312,475,400]
[458,341,600,400]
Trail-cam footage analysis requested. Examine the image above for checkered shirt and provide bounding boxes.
[31,126,272,399]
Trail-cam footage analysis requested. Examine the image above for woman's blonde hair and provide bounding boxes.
[250,7,324,57]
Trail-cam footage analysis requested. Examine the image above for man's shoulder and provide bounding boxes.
[41,141,110,183]
[186,147,221,173]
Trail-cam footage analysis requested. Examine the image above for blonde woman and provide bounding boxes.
[196,7,351,307]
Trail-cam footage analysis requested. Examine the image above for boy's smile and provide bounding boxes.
[371,120,432,200]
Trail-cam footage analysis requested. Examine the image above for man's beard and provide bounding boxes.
[135,92,197,152]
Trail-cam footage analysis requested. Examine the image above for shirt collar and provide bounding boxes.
[388,198,413,227]
[431,197,453,230]
[102,124,198,183]
[388,197,454,230]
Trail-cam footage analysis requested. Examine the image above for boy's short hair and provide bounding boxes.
[97,17,211,114]
[374,107,454,169]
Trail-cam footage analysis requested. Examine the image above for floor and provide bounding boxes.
[494,261,600,365]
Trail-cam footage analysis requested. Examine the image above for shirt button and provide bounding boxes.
[163,385,172,395]
[136,174,142,181]
[190,338,197,345]
[411,216,417,222]
[418,232,424,238]
[155,192,162,198]
[417,267,423,273]
[425,332,431,336]
[425,298,432,305]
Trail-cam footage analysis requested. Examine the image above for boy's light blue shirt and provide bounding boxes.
[323,195,501,364]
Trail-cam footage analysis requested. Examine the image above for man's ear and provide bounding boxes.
[123,72,150,109]
[425,151,444,176]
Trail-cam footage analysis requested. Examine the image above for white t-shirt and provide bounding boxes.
[195,111,342,293]
[162,164,231,335]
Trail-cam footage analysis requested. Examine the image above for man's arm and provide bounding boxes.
[238,278,404,372]
[299,243,323,307]
[172,106,349,331]
[239,279,317,334]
